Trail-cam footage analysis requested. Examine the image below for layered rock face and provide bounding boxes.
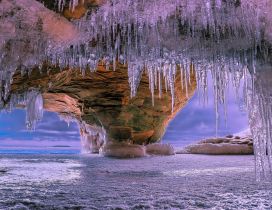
[11,64,196,149]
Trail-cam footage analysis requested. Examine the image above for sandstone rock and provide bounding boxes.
[132,130,154,145]
[108,126,132,142]
[146,143,175,156]
[101,142,146,158]
[43,93,81,116]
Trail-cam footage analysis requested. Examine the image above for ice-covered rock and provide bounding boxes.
[0,0,82,54]
[177,135,253,155]
[146,143,175,156]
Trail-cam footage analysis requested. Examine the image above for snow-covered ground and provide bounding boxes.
[0,154,271,209]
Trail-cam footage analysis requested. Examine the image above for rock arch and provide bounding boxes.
[10,63,196,153]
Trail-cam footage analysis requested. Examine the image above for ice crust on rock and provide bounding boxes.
[80,122,106,154]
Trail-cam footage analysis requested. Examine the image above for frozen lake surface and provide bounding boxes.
[0,154,272,209]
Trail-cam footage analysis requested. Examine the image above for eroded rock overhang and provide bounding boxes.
[10,63,196,149]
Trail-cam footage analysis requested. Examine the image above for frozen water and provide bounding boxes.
[0,154,272,209]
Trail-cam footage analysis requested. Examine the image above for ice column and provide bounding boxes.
[247,69,272,181]
[25,91,44,130]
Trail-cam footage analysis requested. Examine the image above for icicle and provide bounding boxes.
[168,63,176,113]
[212,70,220,137]
[69,0,80,12]
[184,63,189,99]
[58,0,66,11]
[146,64,156,106]
[158,69,162,98]
[180,65,184,90]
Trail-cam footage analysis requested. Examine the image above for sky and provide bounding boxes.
[0,110,80,149]
[0,78,248,150]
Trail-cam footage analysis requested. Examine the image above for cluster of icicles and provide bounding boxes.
[0,0,271,180]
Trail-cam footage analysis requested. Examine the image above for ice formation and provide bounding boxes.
[4,90,44,130]
[58,113,78,127]
[80,122,106,154]
[0,0,272,179]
